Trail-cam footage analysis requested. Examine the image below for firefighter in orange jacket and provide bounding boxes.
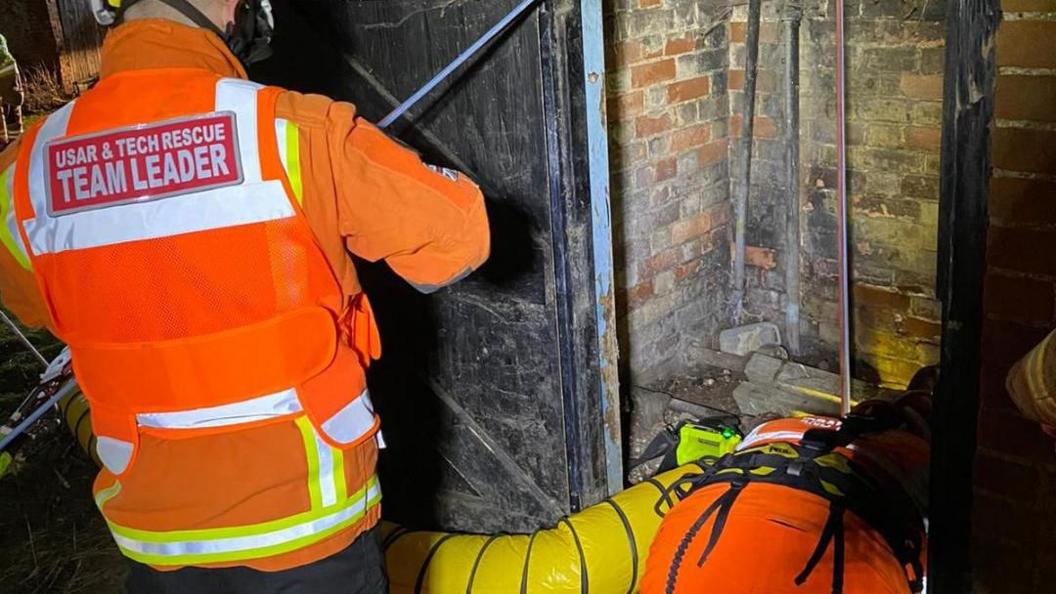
[0,0,489,592]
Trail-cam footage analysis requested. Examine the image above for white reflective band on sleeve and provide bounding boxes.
[108,477,381,564]
[136,388,302,429]
[23,181,294,254]
[215,79,263,184]
[320,390,378,445]
[96,436,134,475]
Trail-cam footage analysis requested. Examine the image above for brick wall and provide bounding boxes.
[605,0,734,384]
[729,0,945,387]
[972,1,1056,592]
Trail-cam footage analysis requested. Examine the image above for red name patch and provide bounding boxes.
[46,112,242,215]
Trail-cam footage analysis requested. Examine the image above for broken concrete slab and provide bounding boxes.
[683,341,748,373]
[744,352,784,383]
[719,322,782,356]
[733,381,846,418]
[774,360,880,403]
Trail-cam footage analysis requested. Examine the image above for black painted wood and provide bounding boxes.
[255,0,608,531]
[930,0,1000,590]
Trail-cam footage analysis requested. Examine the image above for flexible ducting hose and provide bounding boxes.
[58,386,101,467]
[59,395,700,593]
[380,464,703,594]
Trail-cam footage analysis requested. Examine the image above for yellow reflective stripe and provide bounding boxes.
[0,166,30,270]
[285,121,303,205]
[107,475,379,544]
[332,445,347,502]
[295,416,324,510]
[115,491,381,566]
[94,480,123,510]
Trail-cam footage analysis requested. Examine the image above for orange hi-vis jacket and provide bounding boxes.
[0,21,489,571]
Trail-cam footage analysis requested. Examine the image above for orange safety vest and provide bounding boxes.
[9,69,382,567]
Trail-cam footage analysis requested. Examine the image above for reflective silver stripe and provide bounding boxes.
[275,119,289,172]
[736,430,807,451]
[110,480,381,559]
[307,425,340,507]
[136,389,302,429]
[96,436,134,475]
[24,182,293,254]
[215,79,263,183]
[26,101,76,223]
[320,390,378,445]
[22,82,297,255]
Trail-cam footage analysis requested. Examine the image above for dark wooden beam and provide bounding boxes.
[929,0,1000,590]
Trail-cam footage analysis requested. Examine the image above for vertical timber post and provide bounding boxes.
[929,0,1000,590]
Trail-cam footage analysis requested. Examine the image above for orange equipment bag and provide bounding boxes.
[641,409,927,594]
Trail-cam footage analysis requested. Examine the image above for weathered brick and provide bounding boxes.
[698,139,728,164]
[631,58,676,88]
[860,47,918,72]
[905,126,941,151]
[853,98,914,123]
[989,177,1056,227]
[745,245,778,270]
[635,113,673,138]
[664,35,696,56]
[853,284,911,310]
[610,39,663,66]
[900,74,944,100]
[667,76,711,103]
[639,0,661,7]
[671,211,714,245]
[639,247,681,279]
[995,75,1056,122]
[975,451,1040,500]
[994,127,1056,175]
[655,157,678,182]
[865,124,903,149]
[607,91,645,120]
[982,318,1053,371]
[623,281,654,311]
[1002,0,1056,9]
[984,273,1055,324]
[989,226,1056,277]
[729,21,746,43]
[674,259,702,281]
[730,115,779,139]
[670,124,711,152]
[900,316,941,339]
[998,21,1056,68]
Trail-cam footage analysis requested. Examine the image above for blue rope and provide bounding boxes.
[378,0,542,129]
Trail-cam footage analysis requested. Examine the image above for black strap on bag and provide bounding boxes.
[660,414,925,594]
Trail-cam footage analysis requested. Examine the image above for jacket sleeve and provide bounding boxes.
[0,140,52,329]
[322,101,490,293]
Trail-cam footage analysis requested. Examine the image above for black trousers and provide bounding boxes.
[125,528,388,594]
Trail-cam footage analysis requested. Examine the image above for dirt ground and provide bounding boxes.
[0,431,124,594]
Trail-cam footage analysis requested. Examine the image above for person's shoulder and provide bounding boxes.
[274,89,355,131]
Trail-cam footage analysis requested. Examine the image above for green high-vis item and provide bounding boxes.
[674,422,743,466]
